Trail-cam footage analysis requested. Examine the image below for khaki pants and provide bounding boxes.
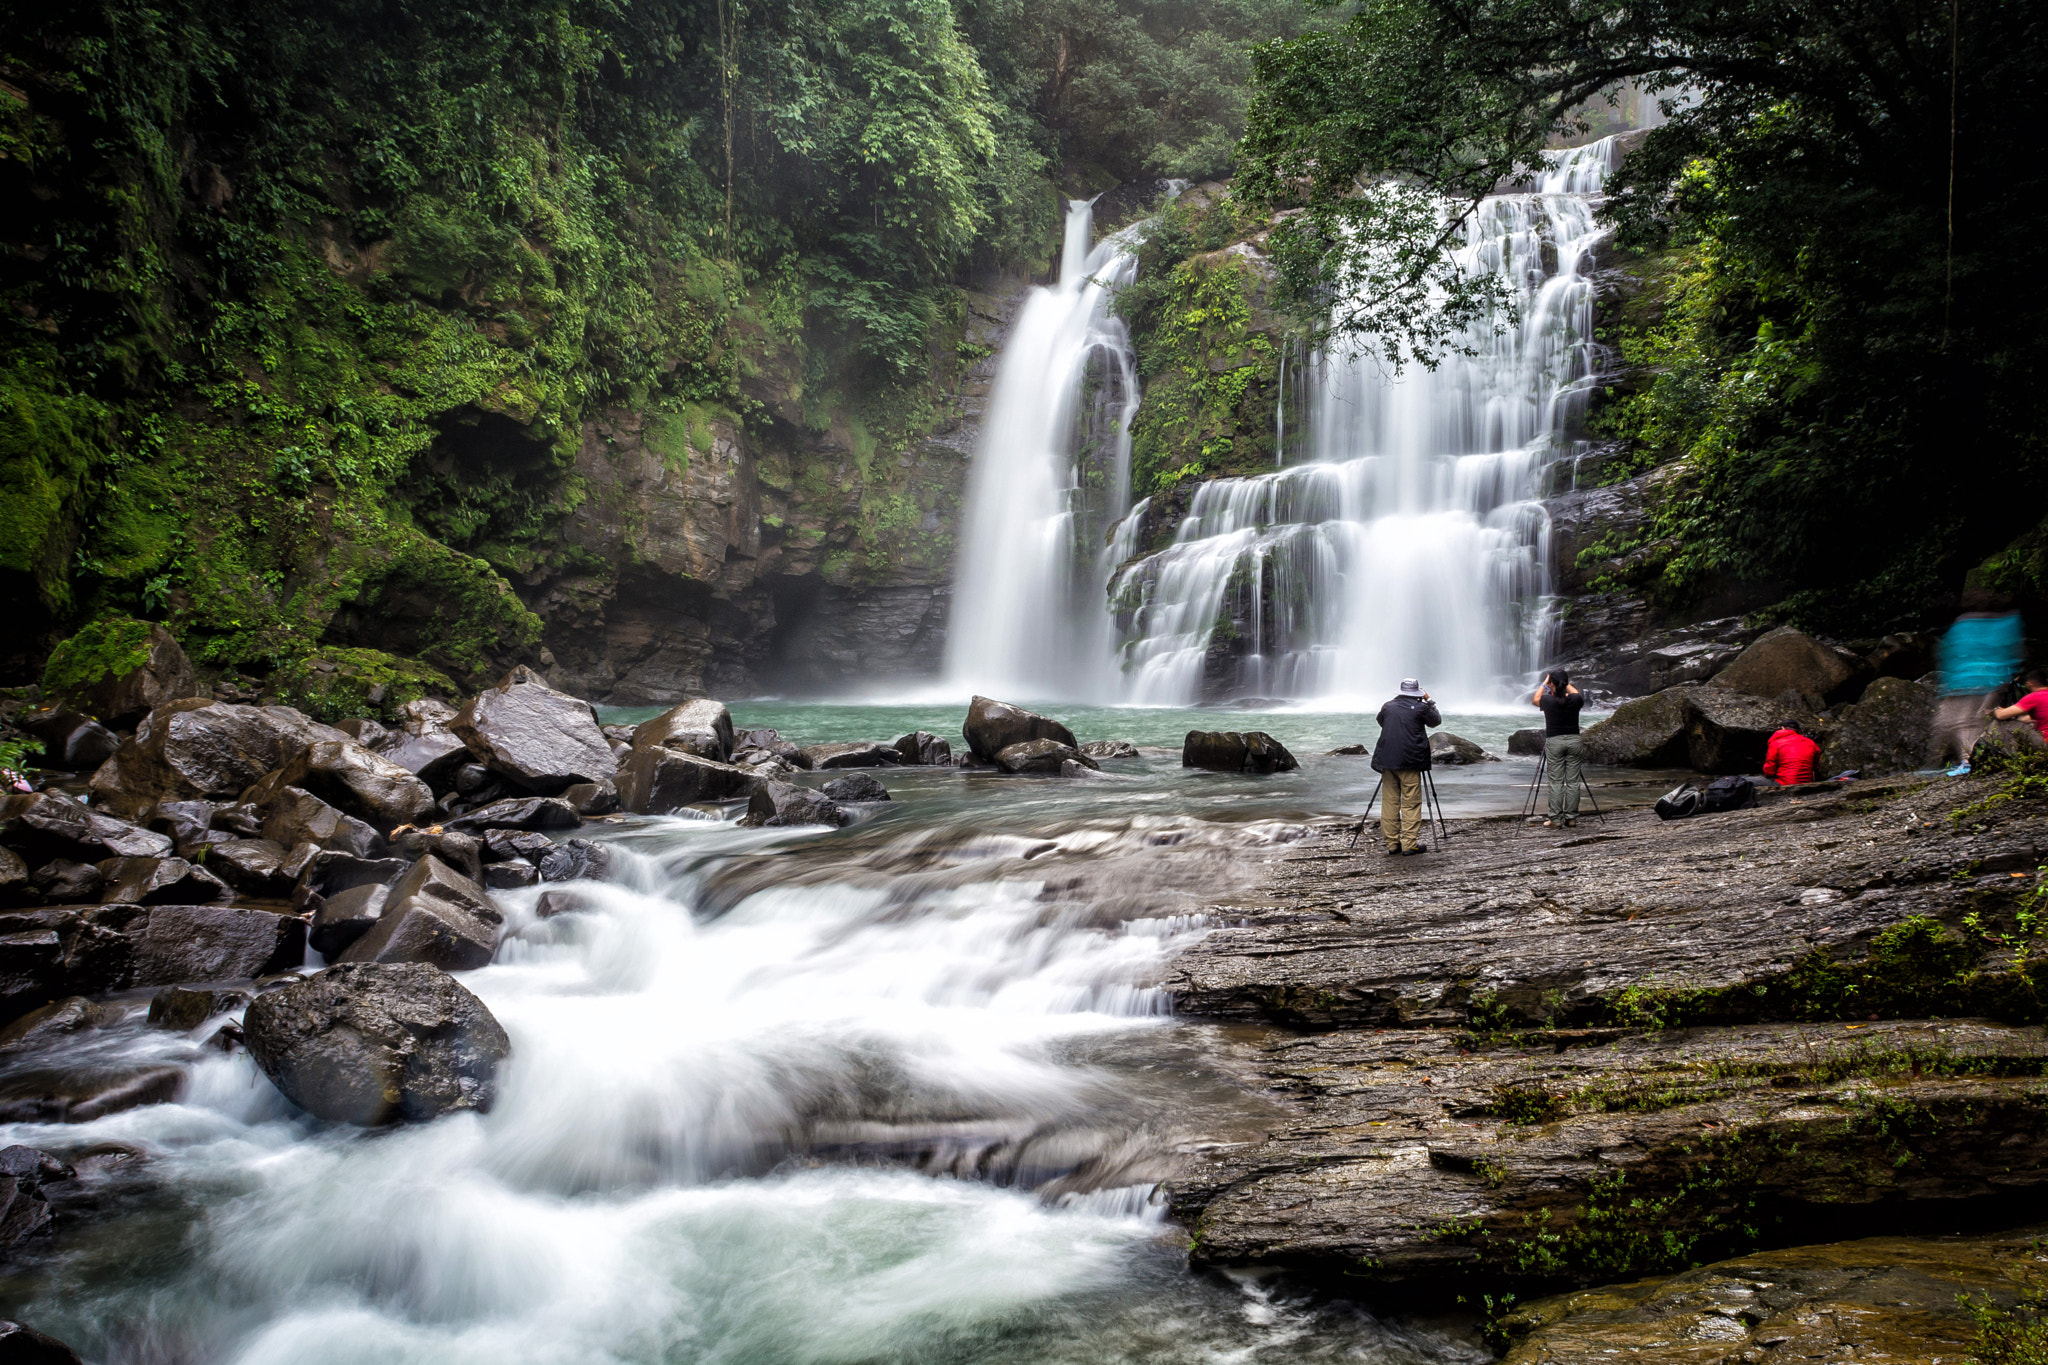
[1933,692,1994,767]
[1380,769,1425,851]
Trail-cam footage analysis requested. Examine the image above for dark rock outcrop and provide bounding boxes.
[243,962,511,1124]
[335,855,502,971]
[31,860,104,904]
[631,699,735,762]
[1,791,172,864]
[1685,685,1794,773]
[146,984,251,1031]
[1822,676,1938,777]
[15,709,119,771]
[0,997,115,1052]
[741,781,850,828]
[962,696,1077,763]
[0,1146,74,1260]
[1710,626,1861,703]
[0,1065,187,1123]
[205,838,304,897]
[797,741,902,770]
[241,786,385,858]
[87,699,346,819]
[1429,732,1495,765]
[615,748,757,814]
[258,740,437,830]
[97,856,231,905]
[890,731,953,766]
[1181,730,1298,773]
[0,1319,84,1365]
[452,666,615,794]
[995,739,1096,774]
[46,621,197,727]
[309,883,389,957]
[1507,727,1546,756]
[0,904,305,1021]
[821,773,891,802]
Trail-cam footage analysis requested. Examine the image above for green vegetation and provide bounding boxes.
[270,648,460,725]
[1966,1246,2048,1365]
[39,616,155,706]
[1236,0,2048,633]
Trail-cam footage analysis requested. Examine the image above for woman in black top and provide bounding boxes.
[1531,669,1584,827]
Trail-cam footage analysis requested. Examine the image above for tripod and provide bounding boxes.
[1520,748,1607,826]
[1348,769,1451,851]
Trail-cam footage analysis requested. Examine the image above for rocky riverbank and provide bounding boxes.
[1159,763,2048,1357]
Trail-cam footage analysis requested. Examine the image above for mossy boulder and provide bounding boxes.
[40,617,196,726]
[271,649,459,726]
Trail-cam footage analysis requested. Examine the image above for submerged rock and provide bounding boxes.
[1428,732,1495,764]
[995,739,1096,774]
[890,731,953,766]
[631,699,735,762]
[741,781,850,828]
[962,696,1078,764]
[1181,730,1298,773]
[243,962,511,1125]
[0,1064,188,1124]
[146,984,251,1032]
[0,998,116,1053]
[0,1146,74,1260]
[0,1320,85,1365]
[452,666,615,795]
[821,772,891,802]
[797,741,902,770]
[1078,740,1140,760]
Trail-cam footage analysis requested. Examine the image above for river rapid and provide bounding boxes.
[0,701,1642,1364]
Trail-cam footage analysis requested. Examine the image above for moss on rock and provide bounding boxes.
[271,647,459,724]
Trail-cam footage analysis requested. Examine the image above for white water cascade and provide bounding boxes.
[1106,139,1618,707]
[944,198,1139,700]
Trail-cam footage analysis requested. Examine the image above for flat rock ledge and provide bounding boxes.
[1161,770,2048,1327]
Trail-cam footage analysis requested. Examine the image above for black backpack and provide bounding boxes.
[1697,775,1758,813]
[1654,784,1700,820]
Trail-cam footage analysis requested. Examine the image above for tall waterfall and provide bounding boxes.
[1107,140,1617,707]
[944,199,1139,699]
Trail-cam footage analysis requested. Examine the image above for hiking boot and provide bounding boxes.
[1405,845,1428,855]
[1563,816,1577,828]
[1384,846,1402,856]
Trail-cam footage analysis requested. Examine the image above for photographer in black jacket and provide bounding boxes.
[1371,678,1442,855]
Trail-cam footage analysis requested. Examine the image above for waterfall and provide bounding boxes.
[1108,138,1618,707]
[944,199,1139,700]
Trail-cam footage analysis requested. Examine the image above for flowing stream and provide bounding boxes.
[947,140,1618,709]
[0,701,1564,1364]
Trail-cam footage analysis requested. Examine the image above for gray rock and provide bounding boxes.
[1078,740,1140,760]
[453,666,615,794]
[245,787,385,858]
[534,888,591,918]
[1710,626,1861,703]
[821,773,891,803]
[205,838,298,897]
[0,1146,74,1263]
[16,709,118,771]
[631,699,735,762]
[97,856,231,905]
[482,862,538,890]
[0,997,114,1052]
[560,780,620,815]
[1,904,307,1020]
[381,729,470,790]
[87,699,347,820]
[1059,759,1107,780]
[615,749,756,814]
[331,717,392,751]
[0,1063,189,1124]
[336,855,503,971]
[797,741,903,770]
[535,839,610,883]
[1181,731,1297,773]
[146,798,222,854]
[243,962,510,1124]
[730,749,798,779]
[1428,732,1496,764]
[480,829,554,864]
[1326,743,1367,756]
[309,883,389,957]
[0,1319,85,1365]
[443,796,582,833]
[1821,676,1938,777]
[132,905,307,988]
[0,847,26,905]
[962,696,1077,763]
[1579,687,1697,767]
[385,828,484,883]
[996,739,1095,774]
[298,852,411,900]
[31,858,103,907]
[258,740,436,830]
[146,984,251,1032]
[890,731,953,766]
[740,781,850,828]
[0,790,173,864]
[46,622,197,727]
[1507,727,1546,756]
[1685,686,1794,774]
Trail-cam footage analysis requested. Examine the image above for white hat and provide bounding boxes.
[1398,678,1422,695]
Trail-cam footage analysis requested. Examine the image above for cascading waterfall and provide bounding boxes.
[944,199,1139,700]
[1108,138,1617,707]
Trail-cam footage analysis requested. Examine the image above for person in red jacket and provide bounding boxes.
[1991,671,2048,741]
[1763,720,1822,785]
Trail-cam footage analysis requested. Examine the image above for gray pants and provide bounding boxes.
[1933,692,1994,767]
[1545,734,1584,819]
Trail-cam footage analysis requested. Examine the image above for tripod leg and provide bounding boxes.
[1524,752,1547,821]
[1424,770,1448,846]
[1579,766,1606,823]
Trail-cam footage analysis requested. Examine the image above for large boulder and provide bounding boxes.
[310,883,389,957]
[631,699,735,762]
[205,838,307,898]
[1429,732,1496,765]
[243,962,511,1125]
[1820,676,1938,777]
[1709,627,1860,703]
[243,787,384,858]
[259,740,436,830]
[890,731,953,766]
[740,781,851,828]
[97,856,231,905]
[615,749,756,815]
[1684,687,1792,774]
[380,729,470,791]
[1181,731,1299,774]
[336,855,502,972]
[452,666,615,795]
[14,710,118,772]
[962,697,1077,764]
[821,773,891,802]
[0,791,172,864]
[996,739,1096,774]
[0,903,301,1021]
[87,699,347,820]
[1506,727,1546,756]
[796,741,902,770]
[27,861,101,904]
[1580,687,1697,767]
[41,618,197,727]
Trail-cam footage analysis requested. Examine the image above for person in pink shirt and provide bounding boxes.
[1992,671,2048,741]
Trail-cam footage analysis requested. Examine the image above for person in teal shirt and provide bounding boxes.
[1935,590,2024,773]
